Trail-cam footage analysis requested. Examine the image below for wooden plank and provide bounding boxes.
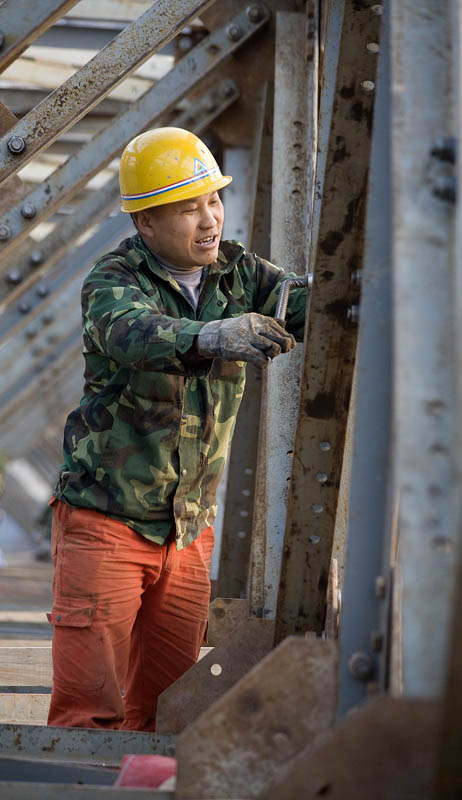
[0,645,212,687]
[2,57,153,102]
[0,612,49,624]
[0,693,50,724]
[0,646,52,686]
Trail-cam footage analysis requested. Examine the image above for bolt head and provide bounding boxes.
[348,651,374,681]
[221,80,236,98]
[247,4,262,22]
[433,175,457,203]
[21,202,36,219]
[226,23,243,41]
[204,96,217,113]
[42,309,54,325]
[30,249,44,266]
[347,305,360,323]
[6,269,23,285]
[431,136,457,164]
[7,135,26,155]
[0,224,11,241]
[25,324,38,339]
[361,80,375,93]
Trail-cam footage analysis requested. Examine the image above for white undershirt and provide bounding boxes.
[153,251,203,310]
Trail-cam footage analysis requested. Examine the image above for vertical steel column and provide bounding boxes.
[337,3,391,716]
[249,7,318,618]
[217,85,273,598]
[391,0,458,696]
[210,145,252,585]
[274,0,380,641]
[433,3,462,791]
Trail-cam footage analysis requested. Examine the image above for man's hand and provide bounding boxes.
[197,312,296,367]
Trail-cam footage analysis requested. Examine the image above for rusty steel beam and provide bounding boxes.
[274,0,382,639]
[0,0,216,183]
[0,1,80,74]
[0,5,269,260]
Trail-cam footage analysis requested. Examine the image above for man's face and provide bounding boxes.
[134,191,224,268]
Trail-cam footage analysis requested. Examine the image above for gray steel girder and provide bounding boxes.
[0,1,80,74]
[0,79,239,305]
[0,5,270,260]
[0,0,216,180]
[391,0,458,698]
[0,722,175,765]
[0,212,133,410]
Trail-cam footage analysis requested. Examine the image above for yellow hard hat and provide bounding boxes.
[119,127,232,213]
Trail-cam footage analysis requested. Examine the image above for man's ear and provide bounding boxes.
[132,209,154,236]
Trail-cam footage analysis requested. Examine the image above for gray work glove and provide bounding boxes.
[197,312,296,368]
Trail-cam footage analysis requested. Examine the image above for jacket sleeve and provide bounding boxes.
[81,258,208,374]
[246,253,307,341]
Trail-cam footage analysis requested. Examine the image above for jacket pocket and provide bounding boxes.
[47,603,106,691]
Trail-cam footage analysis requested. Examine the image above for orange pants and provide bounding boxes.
[47,499,213,731]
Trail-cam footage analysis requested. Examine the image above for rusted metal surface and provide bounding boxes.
[248,8,318,619]
[0,723,175,765]
[0,5,270,261]
[0,0,216,182]
[261,697,441,800]
[207,598,249,646]
[274,0,381,640]
[247,81,273,259]
[199,0,295,148]
[0,1,80,74]
[175,637,337,799]
[0,79,239,308]
[337,7,391,715]
[156,619,274,735]
[391,0,458,698]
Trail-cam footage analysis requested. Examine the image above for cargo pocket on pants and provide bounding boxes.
[47,603,106,691]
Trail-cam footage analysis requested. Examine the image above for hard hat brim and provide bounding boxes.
[121,174,232,214]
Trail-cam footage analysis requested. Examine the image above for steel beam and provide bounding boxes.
[217,84,273,598]
[0,723,175,765]
[274,0,381,639]
[0,79,239,303]
[0,345,83,457]
[0,0,216,181]
[0,1,80,73]
[337,4,391,716]
[249,7,318,619]
[0,212,133,405]
[391,0,458,697]
[0,5,270,259]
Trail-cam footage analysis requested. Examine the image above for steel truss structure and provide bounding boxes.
[0,1,460,797]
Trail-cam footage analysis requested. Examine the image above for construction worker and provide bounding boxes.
[47,127,307,730]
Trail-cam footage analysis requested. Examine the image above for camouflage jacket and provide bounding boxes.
[54,235,306,549]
